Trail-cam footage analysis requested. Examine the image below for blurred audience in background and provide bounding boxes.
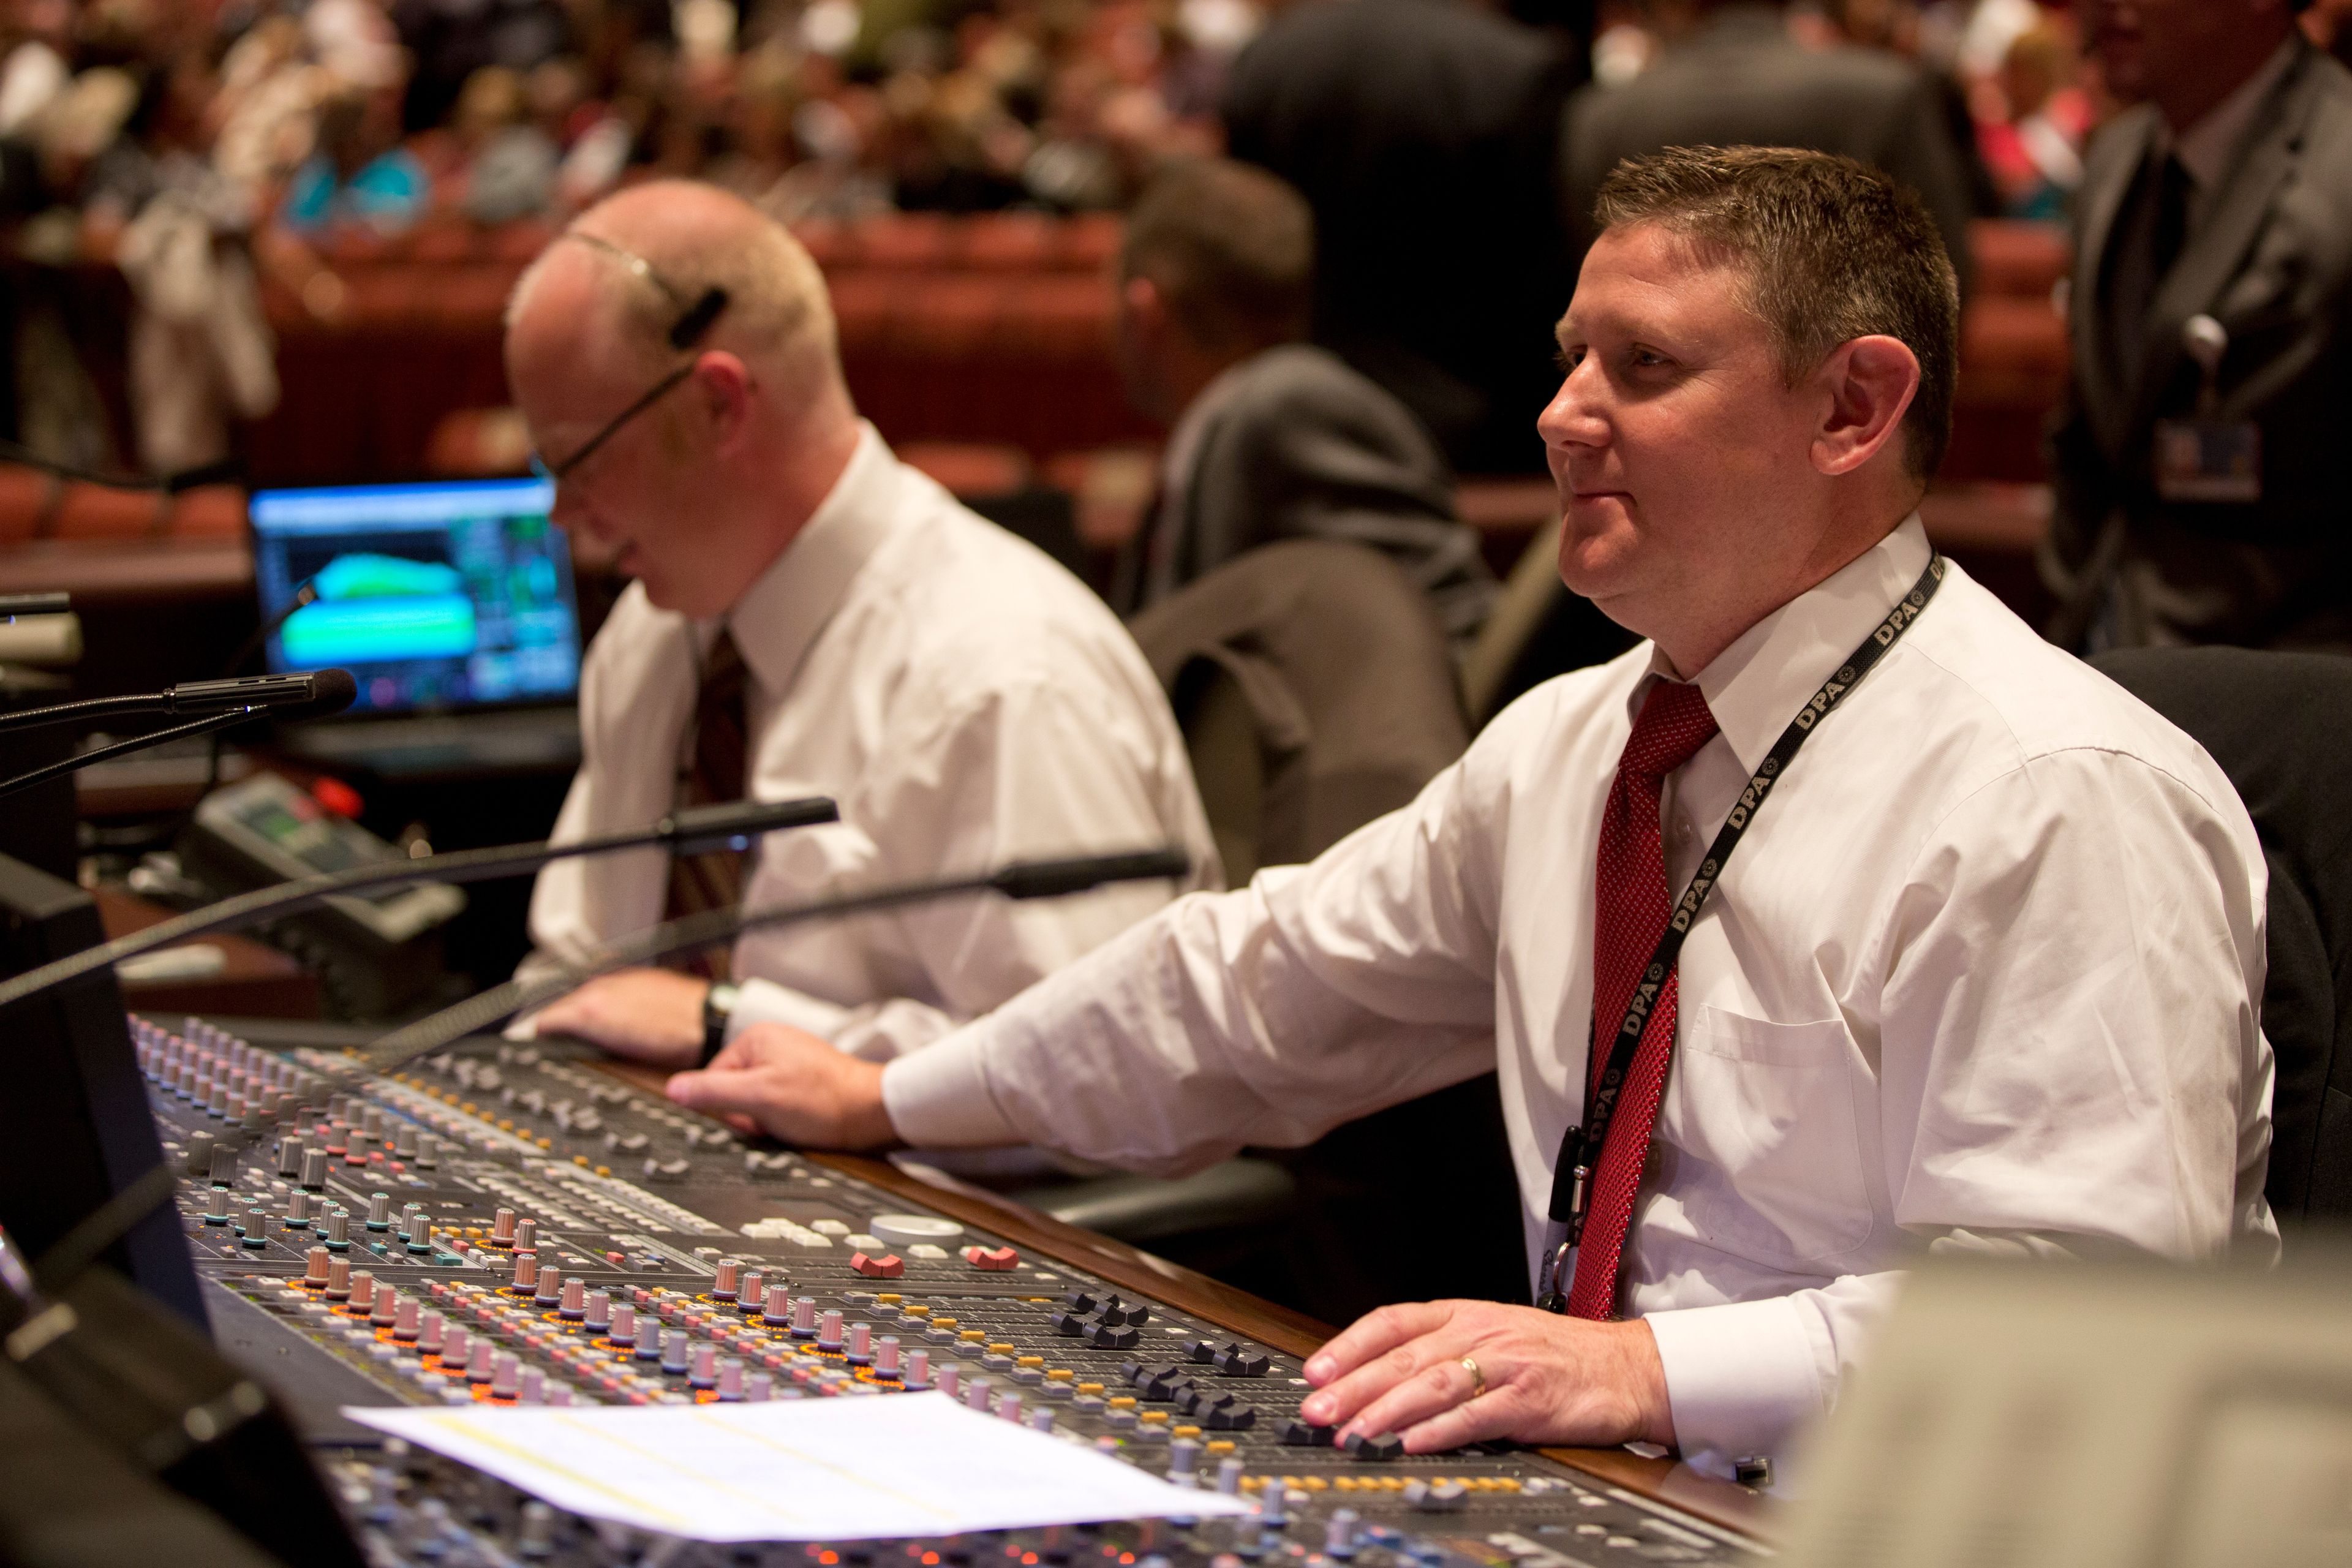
[1108,157,1496,649]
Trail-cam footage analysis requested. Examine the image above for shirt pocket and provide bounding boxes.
[1667,1005,1875,1267]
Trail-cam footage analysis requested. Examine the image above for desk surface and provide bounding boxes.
[597,1057,1777,1544]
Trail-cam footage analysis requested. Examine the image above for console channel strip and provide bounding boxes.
[140,1017,1768,1566]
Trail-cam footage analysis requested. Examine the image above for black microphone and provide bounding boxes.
[0,796,840,1012]
[360,845,1192,1068]
[0,592,71,619]
[0,668,359,736]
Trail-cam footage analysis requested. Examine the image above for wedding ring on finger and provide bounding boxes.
[1460,1355,1487,1401]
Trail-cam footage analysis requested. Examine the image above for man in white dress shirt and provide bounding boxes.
[651,151,2276,1482]
[503,181,1218,1069]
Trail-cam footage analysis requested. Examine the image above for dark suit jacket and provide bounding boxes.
[1561,5,1975,295]
[1221,0,1581,475]
[2045,40,2352,652]
[1122,344,1498,647]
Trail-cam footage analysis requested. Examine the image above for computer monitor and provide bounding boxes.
[249,479,583,717]
[0,853,206,1327]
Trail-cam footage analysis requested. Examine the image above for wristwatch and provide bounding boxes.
[699,981,741,1067]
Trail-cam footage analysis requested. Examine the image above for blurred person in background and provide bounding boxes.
[1975,19,2090,220]
[1564,0,1977,295]
[2044,0,2352,652]
[1110,157,1496,649]
[280,81,428,233]
[450,64,559,222]
[1222,0,1586,477]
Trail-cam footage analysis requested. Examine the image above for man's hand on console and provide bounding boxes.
[1298,1300,1676,1455]
[665,1022,896,1149]
[529,968,709,1065]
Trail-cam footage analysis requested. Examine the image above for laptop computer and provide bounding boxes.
[249,478,586,778]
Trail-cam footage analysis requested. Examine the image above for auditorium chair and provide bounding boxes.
[2094,647,2352,1232]
[1012,542,1529,1324]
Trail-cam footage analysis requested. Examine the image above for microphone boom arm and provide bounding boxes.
[359,846,1192,1070]
[0,796,840,1014]
[0,706,264,804]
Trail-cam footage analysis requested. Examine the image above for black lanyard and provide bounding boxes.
[1536,554,1947,1313]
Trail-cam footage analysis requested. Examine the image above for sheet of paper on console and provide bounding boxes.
[349,1391,1257,1542]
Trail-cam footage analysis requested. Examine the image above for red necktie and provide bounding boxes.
[1567,677,1720,1321]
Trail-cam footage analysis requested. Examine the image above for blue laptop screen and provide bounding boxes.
[249,479,581,715]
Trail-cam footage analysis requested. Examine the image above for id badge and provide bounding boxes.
[2154,419,2262,503]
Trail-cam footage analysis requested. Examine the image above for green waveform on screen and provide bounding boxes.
[281,552,478,664]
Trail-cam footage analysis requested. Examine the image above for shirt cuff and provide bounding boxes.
[881,1033,1022,1149]
[1643,1293,1830,1479]
[728,977,854,1044]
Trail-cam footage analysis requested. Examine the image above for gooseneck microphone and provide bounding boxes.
[361,845,1193,1069]
[0,671,360,805]
[0,668,360,736]
[0,795,840,1013]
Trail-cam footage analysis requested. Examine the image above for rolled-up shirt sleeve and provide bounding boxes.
[881,744,1508,1174]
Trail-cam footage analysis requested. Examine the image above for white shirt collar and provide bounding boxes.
[2169,32,2301,195]
[719,420,902,695]
[1630,514,1934,774]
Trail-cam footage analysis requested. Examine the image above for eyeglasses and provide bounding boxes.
[528,233,732,485]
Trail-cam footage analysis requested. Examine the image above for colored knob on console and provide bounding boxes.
[324,1258,352,1301]
[689,1345,718,1389]
[608,1302,636,1346]
[712,1261,740,1300]
[371,1287,400,1329]
[299,1149,329,1190]
[304,1246,331,1287]
[511,1254,539,1293]
[557,1280,586,1322]
[418,1311,445,1356]
[873,1336,902,1379]
[534,1265,563,1308]
[366,1192,392,1231]
[737,1270,764,1310]
[902,1348,930,1390]
[202,1186,230,1225]
[491,1352,521,1400]
[763,1284,793,1325]
[491,1207,518,1246]
[394,1297,421,1343]
[467,1341,496,1384]
[442,1326,470,1368]
[324,1212,352,1250]
[277,1136,304,1179]
[661,1327,691,1374]
[346,1272,376,1313]
[184,1131,216,1178]
[845,1324,872,1364]
[817,1310,844,1351]
[513,1218,537,1253]
[717,1357,745,1401]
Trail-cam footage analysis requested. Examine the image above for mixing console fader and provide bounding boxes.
[139,1016,1768,1566]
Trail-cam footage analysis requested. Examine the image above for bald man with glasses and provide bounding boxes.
[505,181,1219,1084]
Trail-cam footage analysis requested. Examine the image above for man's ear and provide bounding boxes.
[1811,334,1920,478]
[693,350,756,454]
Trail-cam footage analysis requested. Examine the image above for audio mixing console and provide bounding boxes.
[138,1016,1768,1567]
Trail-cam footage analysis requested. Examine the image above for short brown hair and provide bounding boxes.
[1122,159,1314,351]
[1594,146,1959,480]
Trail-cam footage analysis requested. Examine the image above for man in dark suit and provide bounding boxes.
[1221,0,1583,476]
[1561,0,1975,294]
[2043,0,2352,652]
[1110,158,1496,649]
